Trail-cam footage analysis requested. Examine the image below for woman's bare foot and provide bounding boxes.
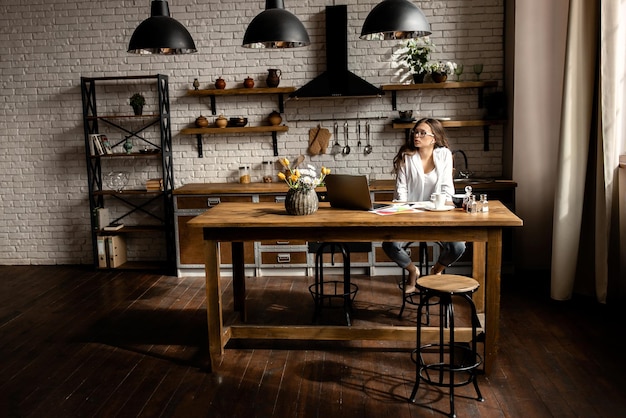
[404,264,420,294]
[430,263,445,275]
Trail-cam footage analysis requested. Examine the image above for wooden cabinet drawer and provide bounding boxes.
[176,195,252,210]
[317,252,369,264]
[258,194,286,203]
[259,239,306,246]
[261,251,308,265]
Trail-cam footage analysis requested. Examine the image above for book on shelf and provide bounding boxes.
[90,134,113,155]
[145,178,163,191]
[103,223,124,231]
[90,134,104,155]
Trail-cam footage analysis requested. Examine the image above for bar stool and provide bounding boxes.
[308,242,358,326]
[409,274,484,417]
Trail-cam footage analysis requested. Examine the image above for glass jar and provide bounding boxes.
[466,194,478,214]
[480,194,489,212]
[239,166,251,184]
[262,161,274,183]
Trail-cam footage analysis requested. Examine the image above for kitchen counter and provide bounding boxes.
[173,179,517,195]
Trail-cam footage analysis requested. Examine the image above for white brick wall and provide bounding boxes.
[0,0,504,266]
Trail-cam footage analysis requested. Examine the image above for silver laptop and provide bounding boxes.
[324,174,387,210]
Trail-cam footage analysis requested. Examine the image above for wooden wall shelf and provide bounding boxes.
[381,80,498,110]
[181,125,289,158]
[187,87,295,115]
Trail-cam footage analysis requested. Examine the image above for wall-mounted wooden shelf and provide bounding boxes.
[381,81,498,110]
[187,87,295,115]
[392,119,506,151]
[180,125,289,158]
[184,88,294,157]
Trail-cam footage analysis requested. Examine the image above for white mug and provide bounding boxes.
[431,192,447,210]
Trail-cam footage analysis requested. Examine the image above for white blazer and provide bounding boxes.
[394,147,455,202]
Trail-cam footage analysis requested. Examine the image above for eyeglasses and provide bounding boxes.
[414,130,435,138]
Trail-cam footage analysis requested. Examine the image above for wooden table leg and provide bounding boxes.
[472,241,487,313]
[231,241,246,322]
[205,239,224,372]
[484,229,503,374]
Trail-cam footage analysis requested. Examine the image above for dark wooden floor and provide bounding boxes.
[0,265,624,418]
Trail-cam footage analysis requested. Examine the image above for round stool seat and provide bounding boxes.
[417,274,479,294]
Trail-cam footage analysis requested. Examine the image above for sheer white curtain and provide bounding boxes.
[550,0,626,303]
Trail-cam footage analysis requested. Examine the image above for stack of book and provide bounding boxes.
[146,178,163,191]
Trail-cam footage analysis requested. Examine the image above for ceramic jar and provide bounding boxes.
[268,110,282,126]
[244,77,254,88]
[431,72,448,83]
[215,77,226,89]
[215,115,227,128]
[266,69,281,88]
[195,115,209,128]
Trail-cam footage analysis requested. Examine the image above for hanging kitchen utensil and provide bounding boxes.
[357,120,362,151]
[342,121,351,155]
[364,121,373,154]
[308,124,322,155]
[293,154,305,169]
[331,121,342,155]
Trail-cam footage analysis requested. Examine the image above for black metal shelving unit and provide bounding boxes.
[81,74,175,275]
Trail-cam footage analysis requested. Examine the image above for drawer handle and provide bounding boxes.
[276,241,290,245]
[207,197,221,207]
[277,253,291,263]
[275,196,286,203]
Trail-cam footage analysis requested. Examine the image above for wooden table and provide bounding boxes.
[188,201,523,373]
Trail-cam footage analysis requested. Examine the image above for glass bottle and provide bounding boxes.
[467,195,478,214]
[462,185,473,211]
[262,161,274,183]
[480,194,489,212]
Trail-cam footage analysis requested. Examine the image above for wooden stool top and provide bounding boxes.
[416,274,480,294]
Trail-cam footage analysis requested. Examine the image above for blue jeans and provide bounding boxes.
[381,241,466,270]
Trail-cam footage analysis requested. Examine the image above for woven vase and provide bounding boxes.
[285,188,319,216]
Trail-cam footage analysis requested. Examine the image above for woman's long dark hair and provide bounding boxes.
[391,118,450,175]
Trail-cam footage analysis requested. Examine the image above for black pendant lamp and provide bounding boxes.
[360,0,431,40]
[242,0,310,48]
[128,0,197,55]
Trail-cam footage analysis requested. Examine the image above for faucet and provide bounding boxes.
[452,149,470,178]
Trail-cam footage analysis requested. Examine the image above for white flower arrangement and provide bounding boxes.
[277,158,330,192]
[427,61,457,75]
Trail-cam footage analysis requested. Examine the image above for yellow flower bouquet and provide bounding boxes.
[277,158,330,192]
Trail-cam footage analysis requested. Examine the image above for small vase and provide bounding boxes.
[268,110,282,126]
[243,77,254,88]
[266,68,281,88]
[132,105,143,116]
[285,188,319,216]
[431,72,448,83]
[123,138,133,154]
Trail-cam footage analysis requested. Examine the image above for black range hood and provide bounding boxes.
[290,5,383,99]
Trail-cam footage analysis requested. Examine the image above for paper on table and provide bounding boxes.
[371,203,423,215]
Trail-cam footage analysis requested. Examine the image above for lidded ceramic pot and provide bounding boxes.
[215,77,226,89]
[195,115,209,128]
[244,77,254,88]
[215,115,227,128]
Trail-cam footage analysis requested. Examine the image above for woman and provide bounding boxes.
[382,118,466,294]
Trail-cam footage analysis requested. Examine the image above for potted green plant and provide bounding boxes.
[399,37,435,83]
[129,93,145,115]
